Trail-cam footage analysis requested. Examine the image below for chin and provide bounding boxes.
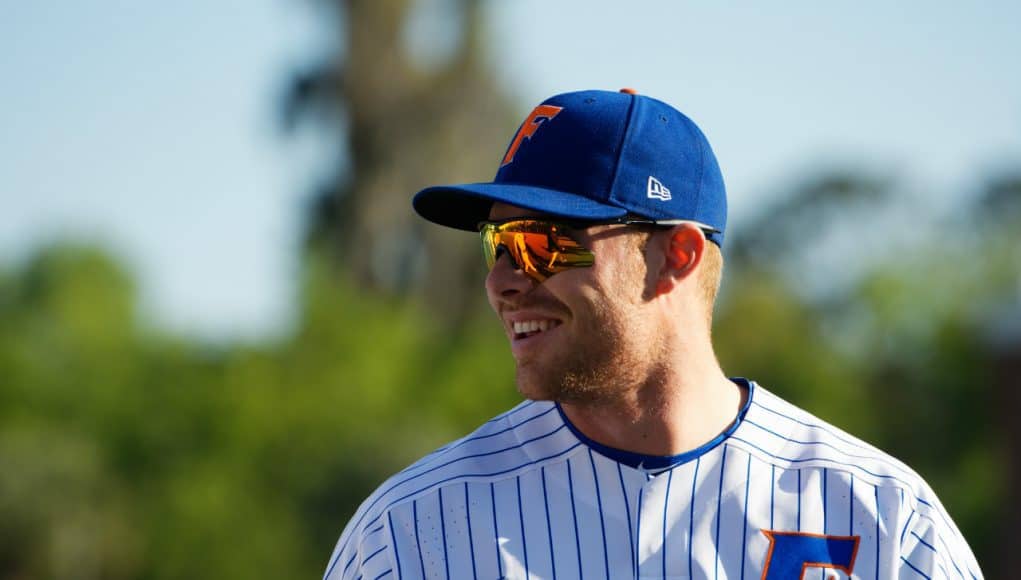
[514,366,610,404]
[514,368,556,401]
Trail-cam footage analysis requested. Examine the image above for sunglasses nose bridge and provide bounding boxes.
[492,243,521,271]
[486,242,546,291]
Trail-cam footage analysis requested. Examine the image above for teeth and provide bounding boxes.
[512,320,558,335]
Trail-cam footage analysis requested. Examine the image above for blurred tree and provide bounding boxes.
[284,0,517,326]
[0,246,143,578]
[972,172,1021,574]
[0,243,518,578]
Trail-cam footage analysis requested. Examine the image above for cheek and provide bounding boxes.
[552,276,625,330]
[593,255,648,307]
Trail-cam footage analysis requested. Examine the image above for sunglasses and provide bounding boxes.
[478,217,720,283]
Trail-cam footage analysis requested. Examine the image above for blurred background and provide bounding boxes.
[1,0,1019,577]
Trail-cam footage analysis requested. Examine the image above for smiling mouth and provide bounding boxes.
[512,319,562,340]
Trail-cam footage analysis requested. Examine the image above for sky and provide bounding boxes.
[2,0,1019,340]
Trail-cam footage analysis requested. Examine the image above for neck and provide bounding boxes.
[558,340,746,457]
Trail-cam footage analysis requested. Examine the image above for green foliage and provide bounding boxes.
[0,243,521,578]
[715,268,878,441]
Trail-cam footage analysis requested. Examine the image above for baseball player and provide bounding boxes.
[324,89,982,579]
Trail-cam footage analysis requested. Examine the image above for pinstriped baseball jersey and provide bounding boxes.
[324,381,982,579]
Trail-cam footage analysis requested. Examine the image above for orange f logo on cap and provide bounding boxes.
[500,104,563,166]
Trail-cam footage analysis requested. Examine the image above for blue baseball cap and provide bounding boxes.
[412,88,727,246]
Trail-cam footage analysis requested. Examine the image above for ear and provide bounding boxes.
[654,224,706,296]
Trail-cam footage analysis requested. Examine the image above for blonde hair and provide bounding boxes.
[633,227,724,318]
[699,241,724,322]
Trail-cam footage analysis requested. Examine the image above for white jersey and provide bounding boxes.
[324,381,982,579]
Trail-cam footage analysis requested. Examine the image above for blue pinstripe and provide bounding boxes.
[915,527,955,579]
[900,510,917,547]
[822,468,828,533]
[516,476,530,578]
[412,500,425,580]
[540,467,557,580]
[587,449,610,580]
[387,512,401,579]
[438,488,450,580]
[663,469,674,578]
[796,469,802,531]
[875,485,880,579]
[901,556,931,579]
[490,482,503,579]
[911,530,936,553]
[849,473,854,535]
[911,531,949,579]
[769,464,775,529]
[566,459,582,579]
[616,463,636,573]
[939,531,965,579]
[340,523,387,577]
[740,454,751,580]
[821,467,828,580]
[914,496,957,533]
[463,483,478,580]
[688,457,701,580]
[635,487,644,579]
[714,445,728,580]
[341,550,358,578]
[363,545,386,566]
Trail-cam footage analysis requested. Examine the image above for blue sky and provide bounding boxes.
[2,1,1019,339]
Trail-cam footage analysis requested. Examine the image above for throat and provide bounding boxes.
[556,377,750,459]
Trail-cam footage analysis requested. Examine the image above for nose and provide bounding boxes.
[485,249,536,302]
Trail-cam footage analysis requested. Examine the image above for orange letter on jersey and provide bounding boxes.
[500,104,563,166]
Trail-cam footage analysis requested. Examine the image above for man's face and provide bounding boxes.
[484,203,666,404]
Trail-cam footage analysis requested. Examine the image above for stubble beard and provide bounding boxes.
[514,300,652,406]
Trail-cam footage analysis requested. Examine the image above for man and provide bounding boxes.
[324,89,982,579]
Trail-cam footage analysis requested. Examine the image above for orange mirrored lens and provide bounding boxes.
[480,220,595,282]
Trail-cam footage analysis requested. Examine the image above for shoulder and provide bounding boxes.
[730,383,982,575]
[323,399,578,579]
[733,383,924,490]
[731,384,956,526]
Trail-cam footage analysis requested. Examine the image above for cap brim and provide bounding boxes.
[412,183,628,231]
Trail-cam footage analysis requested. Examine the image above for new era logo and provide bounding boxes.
[647,176,671,201]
